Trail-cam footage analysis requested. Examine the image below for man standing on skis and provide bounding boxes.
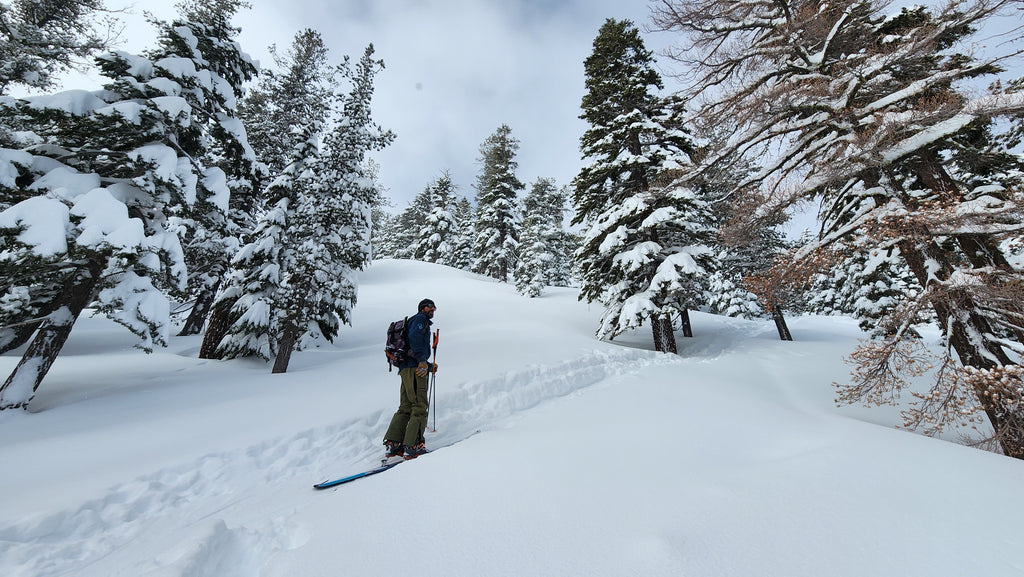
[383,298,437,459]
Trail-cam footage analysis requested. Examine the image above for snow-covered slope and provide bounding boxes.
[1,259,1022,577]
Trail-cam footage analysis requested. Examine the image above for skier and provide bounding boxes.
[383,298,437,459]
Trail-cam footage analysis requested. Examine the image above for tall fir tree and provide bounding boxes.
[708,184,792,336]
[416,172,460,266]
[472,124,523,281]
[163,0,261,337]
[213,127,317,361]
[239,29,335,180]
[573,18,712,353]
[197,29,339,352]
[0,0,256,409]
[451,195,475,270]
[212,44,393,372]
[390,184,434,260]
[515,178,574,297]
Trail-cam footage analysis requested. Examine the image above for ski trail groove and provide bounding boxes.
[0,347,677,577]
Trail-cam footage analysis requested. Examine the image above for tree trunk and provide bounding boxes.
[272,323,298,374]
[899,238,1024,459]
[0,320,44,355]
[198,296,235,359]
[0,261,102,410]
[0,294,63,354]
[178,280,220,337]
[651,313,677,354]
[954,234,1024,345]
[772,304,793,341]
[680,308,692,338]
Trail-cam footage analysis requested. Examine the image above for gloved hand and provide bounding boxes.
[416,362,438,377]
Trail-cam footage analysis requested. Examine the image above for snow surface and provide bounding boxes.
[1,259,1023,577]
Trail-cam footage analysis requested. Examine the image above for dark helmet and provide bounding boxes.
[418,298,436,311]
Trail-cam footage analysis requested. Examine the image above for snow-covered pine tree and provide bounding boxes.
[711,185,794,340]
[804,241,924,336]
[391,184,434,260]
[160,0,260,337]
[472,124,523,281]
[0,0,255,409]
[416,172,460,266]
[653,0,1024,457]
[0,0,114,351]
[214,44,393,372]
[192,28,334,344]
[0,0,112,97]
[515,178,573,297]
[214,124,317,361]
[239,29,335,180]
[573,18,713,353]
[272,43,393,372]
[451,195,475,270]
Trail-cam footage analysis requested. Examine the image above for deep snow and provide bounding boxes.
[1,259,1022,577]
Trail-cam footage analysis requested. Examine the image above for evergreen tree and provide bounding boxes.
[805,242,925,335]
[515,178,573,297]
[371,207,396,259]
[416,172,460,266]
[213,44,393,372]
[654,0,1024,457]
[0,0,112,96]
[391,184,434,260]
[573,19,711,353]
[472,124,523,281]
[709,186,792,334]
[197,29,338,352]
[0,0,255,409]
[162,0,261,337]
[239,29,335,179]
[214,128,316,361]
[451,196,475,270]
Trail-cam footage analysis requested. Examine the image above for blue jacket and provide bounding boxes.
[399,311,433,370]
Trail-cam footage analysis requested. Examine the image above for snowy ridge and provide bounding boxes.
[0,348,673,577]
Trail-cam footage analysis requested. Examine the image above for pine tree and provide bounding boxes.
[451,195,475,270]
[416,172,460,266]
[711,185,792,336]
[239,29,335,179]
[214,128,316,361]
[573,19,711,353]
[162,0,260,337]
[515,178,573,297]
[391,184,434,260]
[0,0,112,96]
[213,44,393,372]
[0,0,255,409]
[653,0,1024,457]
[472,124,523,281]
[198,28,336,349]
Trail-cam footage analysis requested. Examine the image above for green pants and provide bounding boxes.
[383,367,430,447]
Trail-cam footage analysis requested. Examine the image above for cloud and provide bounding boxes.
[234,0,659,211]
[67,1,663,212]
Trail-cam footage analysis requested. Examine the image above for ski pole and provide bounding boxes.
[429,329,439,432]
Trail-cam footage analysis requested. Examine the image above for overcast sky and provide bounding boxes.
[91,0,675,214]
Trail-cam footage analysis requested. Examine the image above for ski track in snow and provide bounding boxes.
[0,347,680,577]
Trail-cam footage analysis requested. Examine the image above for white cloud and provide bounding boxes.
[233,0,660,210]
[58,1,663,212]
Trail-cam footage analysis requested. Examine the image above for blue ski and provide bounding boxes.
[314,431,479,490]
[314,458,405,489]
